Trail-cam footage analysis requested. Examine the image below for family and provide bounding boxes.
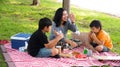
[27,8,113,58]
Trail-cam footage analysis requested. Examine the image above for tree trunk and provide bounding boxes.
[63,0,70,15]
[32,0,40,6]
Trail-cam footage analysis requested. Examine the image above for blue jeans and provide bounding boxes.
[90,42,110,52]
[102,46,110,52]
[36,48,52,57]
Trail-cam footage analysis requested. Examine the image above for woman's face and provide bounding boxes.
[61,10,68,22]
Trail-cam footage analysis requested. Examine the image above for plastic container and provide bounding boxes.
[83,47,88,54]
[11,33,31,49]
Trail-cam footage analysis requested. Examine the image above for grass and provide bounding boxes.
[0,48,8,67]
[0,0,120,66]
[0,0,61,39]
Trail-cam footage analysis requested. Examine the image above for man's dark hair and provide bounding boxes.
[89,20,102,30]
[38,17,52,30]
[53,8,66,27]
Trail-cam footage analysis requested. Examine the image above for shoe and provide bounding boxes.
[49,54,60,58]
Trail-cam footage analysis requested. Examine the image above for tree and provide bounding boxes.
[32,0,40,6]
[63,0,70,15]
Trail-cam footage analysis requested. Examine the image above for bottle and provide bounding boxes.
[83,47,88,54]
[19,46,25,52]
[87,49,92,57]
[19,41,28,52]
[24,41,28,52]
[25,41,28,49]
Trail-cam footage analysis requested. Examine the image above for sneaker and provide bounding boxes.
[49,54,60,58]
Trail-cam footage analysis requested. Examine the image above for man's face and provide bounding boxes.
[90,27,100,34]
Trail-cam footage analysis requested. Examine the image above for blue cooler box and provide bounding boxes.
[11,33,31,49]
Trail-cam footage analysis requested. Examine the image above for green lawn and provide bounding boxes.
[0,0,120,66]
[0,47,8,67]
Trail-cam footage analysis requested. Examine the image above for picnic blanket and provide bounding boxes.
[1,43,120,67]
[0,40,9,45]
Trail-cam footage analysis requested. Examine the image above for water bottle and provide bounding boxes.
[25,41,28,49]
[83,47,92,57]
[19,41,28,52]
[19,46,25,52]
[87,49,92,57]
[24,41,28,52]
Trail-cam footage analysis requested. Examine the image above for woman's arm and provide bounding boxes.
[65,39,77,47]
[67,14,79,32]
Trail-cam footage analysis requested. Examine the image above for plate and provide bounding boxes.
[75,57,88,60]
[93,55,120,60]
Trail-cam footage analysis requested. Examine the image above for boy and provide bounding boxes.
[89,20,113,52]
[27,17,63,58]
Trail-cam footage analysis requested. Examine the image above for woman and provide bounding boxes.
[49,8,80,48]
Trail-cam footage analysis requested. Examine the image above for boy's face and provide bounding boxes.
[44,26,51,32]
[90,27,100,34]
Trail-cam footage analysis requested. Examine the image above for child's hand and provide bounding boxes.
[57,33,64,40]
[54,30,60,36]
[54,30,64,40]
[91,32,96,39]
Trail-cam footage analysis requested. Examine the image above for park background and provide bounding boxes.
[0,0,120,66]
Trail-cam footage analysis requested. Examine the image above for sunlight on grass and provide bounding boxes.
[22,23,38,30]
[10,1,21,4]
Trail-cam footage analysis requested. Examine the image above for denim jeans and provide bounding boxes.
[36,48,52,57]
